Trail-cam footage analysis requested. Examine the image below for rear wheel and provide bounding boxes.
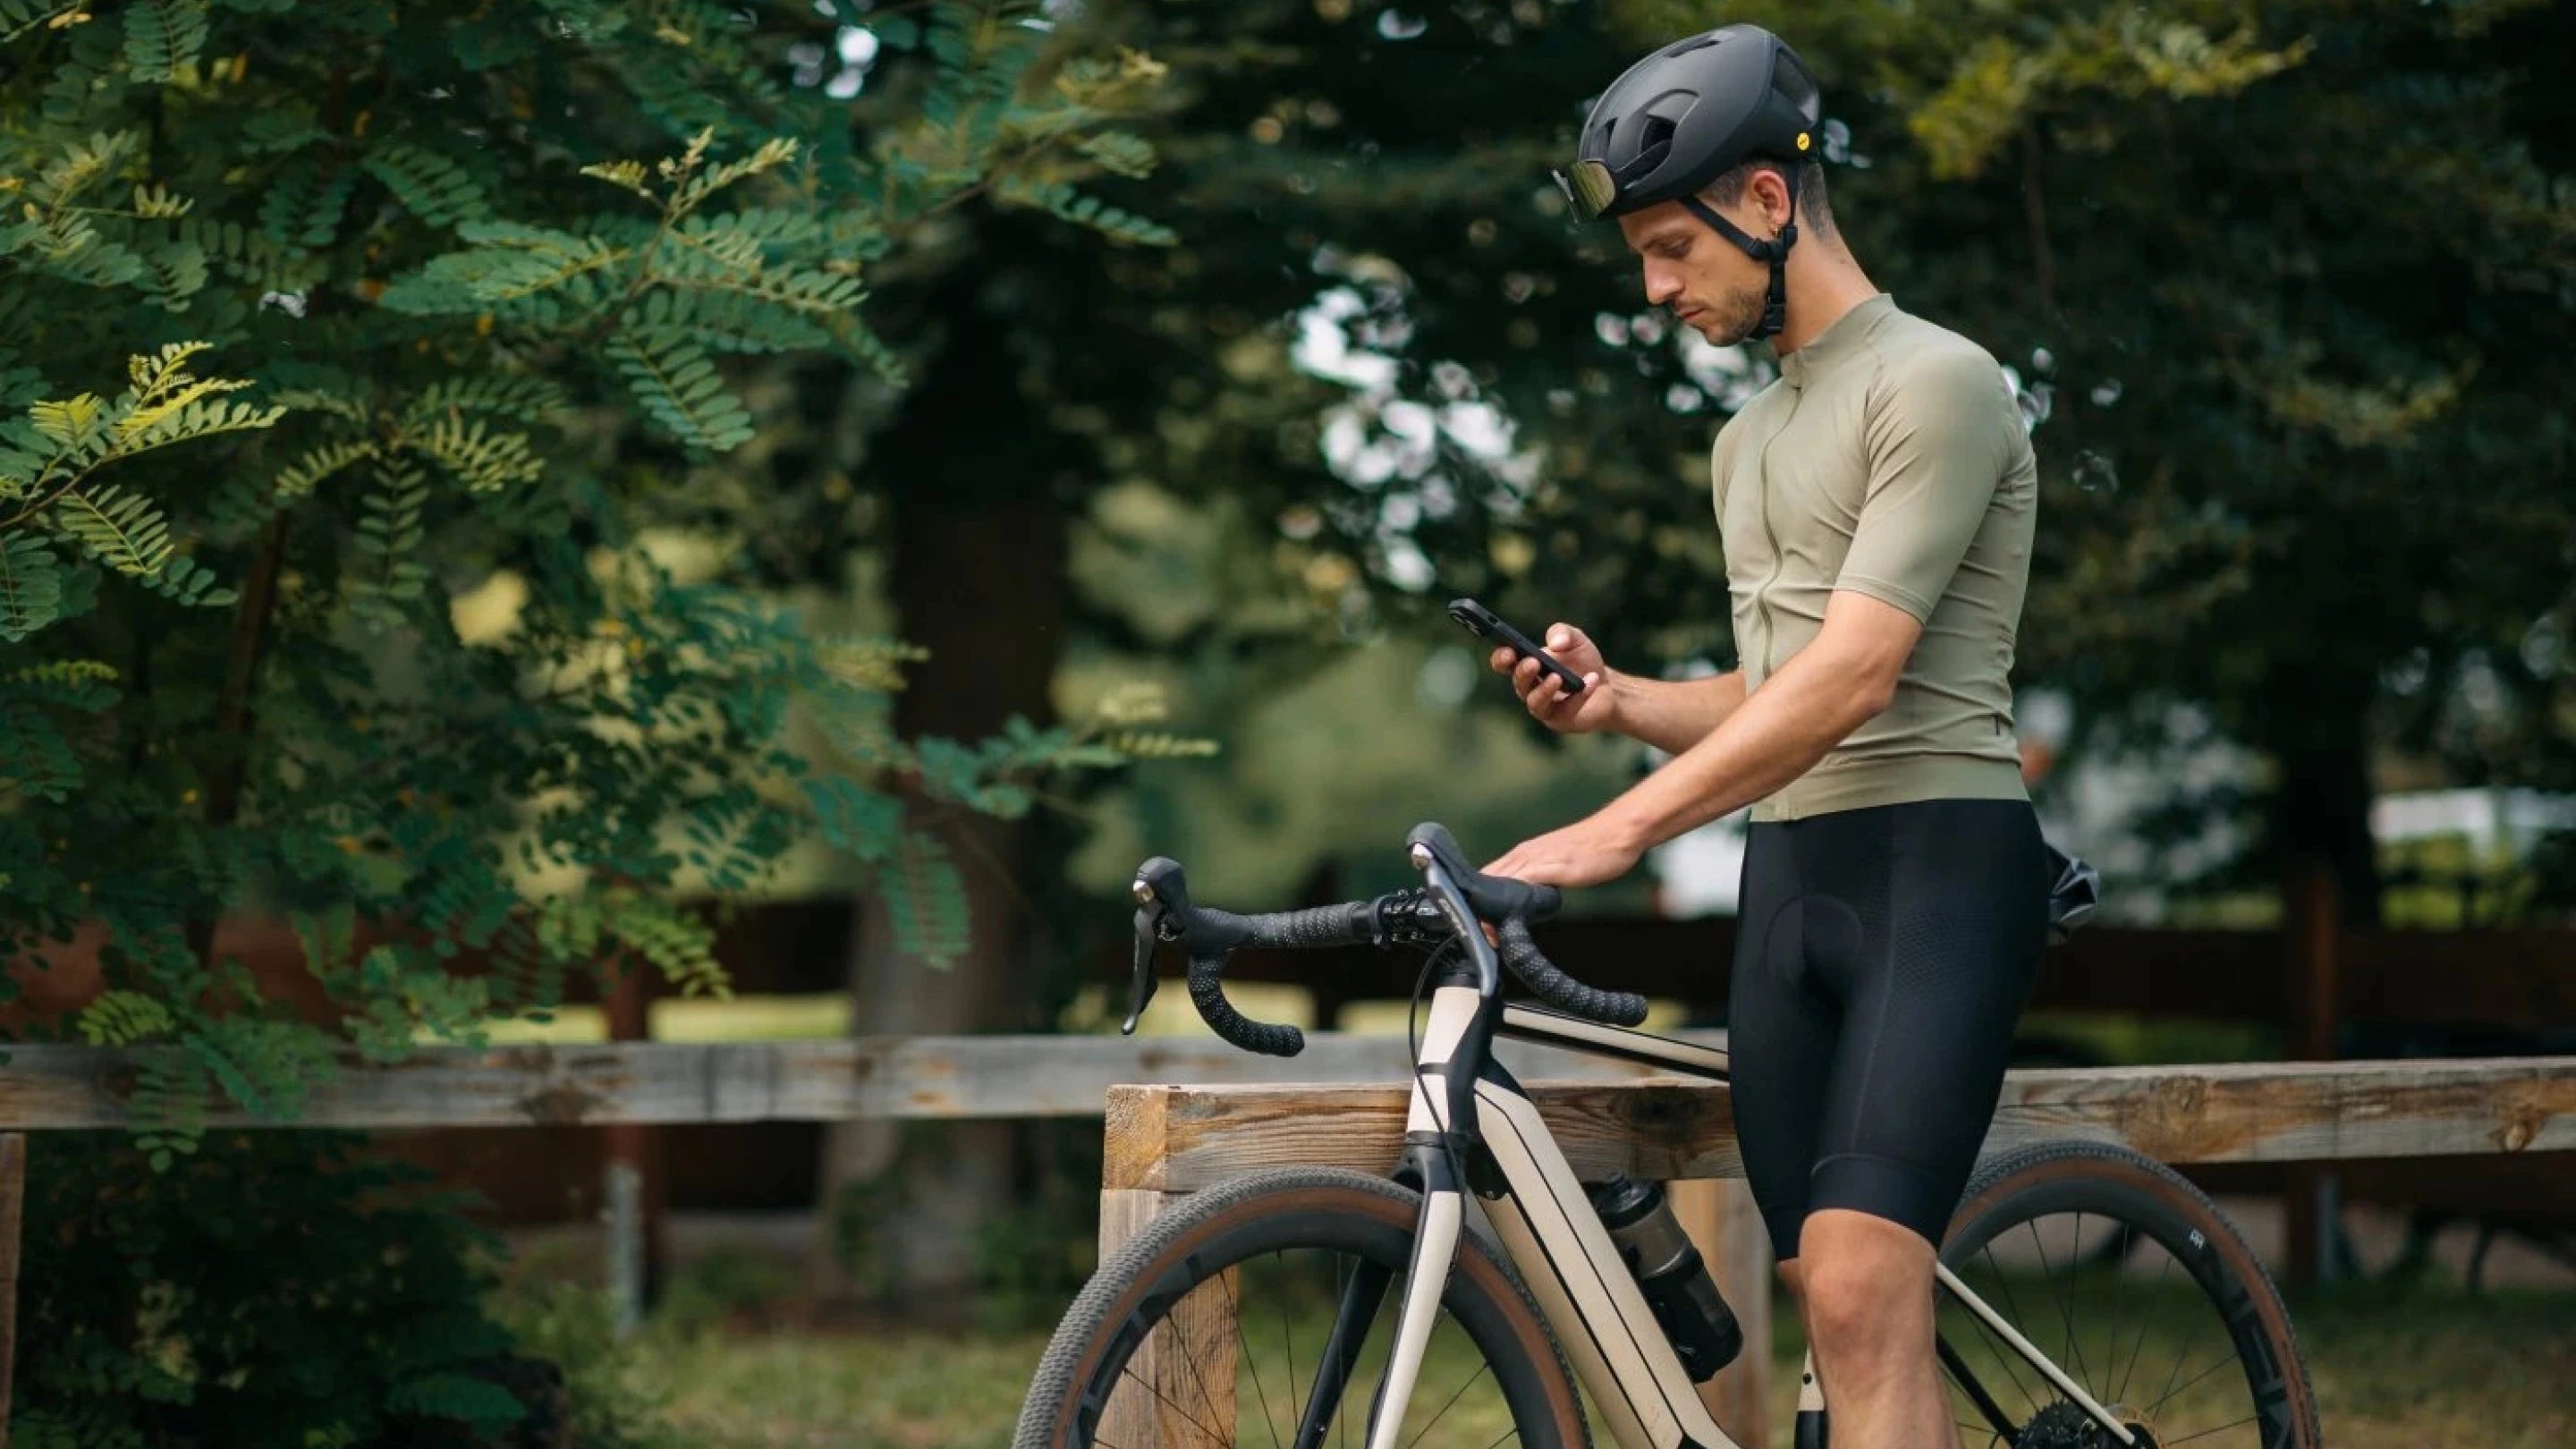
[1015,1166,1591,1449]
[1936,1141,2322,1449]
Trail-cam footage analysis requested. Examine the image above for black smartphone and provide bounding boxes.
[1447,597,1586,695]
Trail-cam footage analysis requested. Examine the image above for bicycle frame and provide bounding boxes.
[1365,961,2139,1449]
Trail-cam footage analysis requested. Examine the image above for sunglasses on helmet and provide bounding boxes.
[1550,158,1620,222]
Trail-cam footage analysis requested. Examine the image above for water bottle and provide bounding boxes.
[1586,1174,1744,1382]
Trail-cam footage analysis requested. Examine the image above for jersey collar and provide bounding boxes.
[1777,292,1895,388]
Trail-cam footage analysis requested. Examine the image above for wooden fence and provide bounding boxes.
[0,1036,2569,1446]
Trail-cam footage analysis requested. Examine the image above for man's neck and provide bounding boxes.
[1771,251,1881,356]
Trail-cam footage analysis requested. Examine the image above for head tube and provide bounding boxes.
[1414,854,1501,996]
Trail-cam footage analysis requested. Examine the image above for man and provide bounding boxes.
[1479,24,2049,1449]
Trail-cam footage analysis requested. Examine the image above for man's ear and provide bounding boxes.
[1754,165,1797,231]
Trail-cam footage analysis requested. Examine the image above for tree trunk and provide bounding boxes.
[817,284,1078,1308]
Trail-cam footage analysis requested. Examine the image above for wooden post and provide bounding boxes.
[602,960,664,1328]
[1101,1094,1236,1448]
[2284,864,2343,1291]
[1672,1176,1773,1449]
[0,1132,25,1449]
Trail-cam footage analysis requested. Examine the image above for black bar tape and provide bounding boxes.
[1237,901,1377,951]
[1187,953,1305,1057]
[1496,919,1648,1026]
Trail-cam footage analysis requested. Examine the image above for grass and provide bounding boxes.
[525,1271,2575,1448]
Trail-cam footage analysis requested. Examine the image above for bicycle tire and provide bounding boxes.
[1014,1166,1592,1449]
[1938,1140,2322,1449]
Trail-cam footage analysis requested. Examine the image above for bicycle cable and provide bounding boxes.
[1404,934,1480,1222]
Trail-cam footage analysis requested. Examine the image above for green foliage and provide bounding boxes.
[0,0,1194,1178]
[11,1131,549,1447]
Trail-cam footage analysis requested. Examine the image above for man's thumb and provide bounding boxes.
[1548,624,1572,649]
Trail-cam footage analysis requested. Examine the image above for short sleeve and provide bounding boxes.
[1834,349,2019,623]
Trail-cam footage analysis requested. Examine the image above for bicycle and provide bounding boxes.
[1015,822,2319,1449]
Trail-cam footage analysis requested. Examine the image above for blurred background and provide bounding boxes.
[0,0,2568,1445]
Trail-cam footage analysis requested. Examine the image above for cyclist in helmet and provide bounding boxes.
[1483,23,2049,1449]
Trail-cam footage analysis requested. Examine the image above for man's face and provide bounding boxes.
[1616,196,1769,347]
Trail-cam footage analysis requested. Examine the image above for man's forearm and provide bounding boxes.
[1604,668,1750,756]
[1597,648,1884,851]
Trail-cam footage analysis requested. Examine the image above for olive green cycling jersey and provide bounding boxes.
[1710,292,2038,823]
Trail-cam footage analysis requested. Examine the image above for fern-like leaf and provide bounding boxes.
[269,438,379,503]
[377,224,627,311]
[882,827,970,969]
[122,0,208,81]
[409,414,540,493]
[999,178,1177,247]
[0,692,84,800]
[139,551,233,608]
[604,326,753,453]
[49,482,174,579]
[403,372,567,425]
[801,774,902,862]
[131,182,193,218]
[1074,131,1157,180]
[78,988,174,1045]
[362,145,493,228]
[347,459,430,633]
[0,532,65,641]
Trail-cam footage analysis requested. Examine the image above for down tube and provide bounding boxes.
[1470,1066,1740,1449]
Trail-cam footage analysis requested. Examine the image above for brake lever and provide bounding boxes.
[1123,858,1192,1034]
[1122,897,1162,1035]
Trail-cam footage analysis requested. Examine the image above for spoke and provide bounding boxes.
[1966,1246,2043,1412]
[2064,1213,2098,1389]
[1403,1360,1493,1449]
[1477,1424,1519,1449]
[2102,1216,2128,1403]
[1161,1284,1231,1435]
[1229,1269,1285,1449]
[2114,1250,2175,1404]
[1280,1252,1300,1449]
[2148,1349,2241,1418]
[1118,1361,1232,1446]
[2024,1218,2089,1396]
[2165,1413,2261,1445]
[1337,1252,1353,1449]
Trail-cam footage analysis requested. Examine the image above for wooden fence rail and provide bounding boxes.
[0,1039,2567,1449]
[0,1037,2567,1147]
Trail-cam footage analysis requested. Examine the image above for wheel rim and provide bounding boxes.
[1064,1191,1569,1449]
[1938,1175,2301,1449]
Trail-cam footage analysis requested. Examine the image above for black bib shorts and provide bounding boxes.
[1727,796,2051,1261]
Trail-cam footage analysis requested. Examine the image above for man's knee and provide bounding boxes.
[1797,1211,1933,1354]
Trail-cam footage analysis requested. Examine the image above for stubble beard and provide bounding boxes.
[1703,279,1771,347]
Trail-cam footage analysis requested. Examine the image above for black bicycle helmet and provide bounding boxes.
[1555,24,1824,338]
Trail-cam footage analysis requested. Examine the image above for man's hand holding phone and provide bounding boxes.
[1492,622,1619,735]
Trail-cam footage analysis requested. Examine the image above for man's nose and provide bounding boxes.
[1642,266,1681,305]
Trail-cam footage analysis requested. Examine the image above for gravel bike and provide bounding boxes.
[1015,822,2319,1449]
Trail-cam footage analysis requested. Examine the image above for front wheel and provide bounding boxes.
[1936,1141,2323,1449]
[1014,1166,1591,1449]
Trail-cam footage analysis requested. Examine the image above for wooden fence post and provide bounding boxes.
[602,959,664,1334]
[0,1132,25,1449]
[1672,1176,1774,1449]
[1100,1089,1234,1449]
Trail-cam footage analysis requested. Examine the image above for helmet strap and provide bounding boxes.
[1681,182,1799,341]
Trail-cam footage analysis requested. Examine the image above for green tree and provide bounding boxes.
[0,0,1182,1157]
